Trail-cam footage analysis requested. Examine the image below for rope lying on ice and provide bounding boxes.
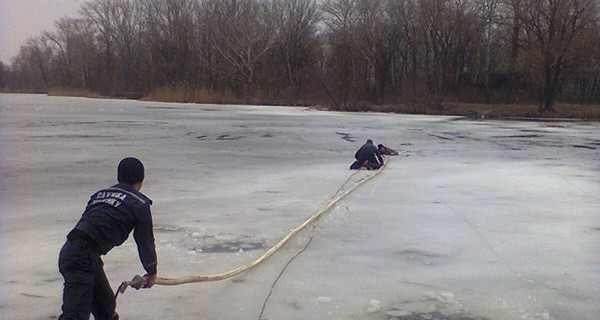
[117,159,388,294]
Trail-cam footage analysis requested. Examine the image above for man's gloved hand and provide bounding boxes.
[143,273,156,288]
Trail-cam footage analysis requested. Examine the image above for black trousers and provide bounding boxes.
[356,154,382,170]
[58,240,117,320]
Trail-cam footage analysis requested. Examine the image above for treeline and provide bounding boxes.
[2,0,599,112]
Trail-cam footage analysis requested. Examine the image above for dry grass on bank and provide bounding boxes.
[371,102,600,120]
[142,86,238,105]
[35,86,600,121]
[48,87,103,98]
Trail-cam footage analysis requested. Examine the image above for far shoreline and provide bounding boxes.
[2,91,599,121]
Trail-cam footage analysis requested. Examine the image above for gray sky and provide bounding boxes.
[0,0,81,64]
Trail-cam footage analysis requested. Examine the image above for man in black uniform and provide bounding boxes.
[58,157,157,320]
[352,139,385,170]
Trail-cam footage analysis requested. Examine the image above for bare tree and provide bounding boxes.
[0,61,7,89]
[112,0,142,93]
[418,0,480,108]
[519,0,598,112]
[322,0,400,104]
[80,0,118,94]
[387,0,421,101]
[475,0,502,101]
[45,17,96,89]
[200,0,277,98]
[17,36,57,90]
[139,0,198,87]
[502,0,523,75]
[352,0,395,103]
[321,0,360,109]
[271,0,321,93]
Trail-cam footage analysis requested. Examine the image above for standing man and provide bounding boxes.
[354,139,385,170]
[58,157,157,320]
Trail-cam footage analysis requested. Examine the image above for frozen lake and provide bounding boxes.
[0,94,598,320]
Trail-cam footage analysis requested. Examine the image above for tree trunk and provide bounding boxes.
[539,64,559,113]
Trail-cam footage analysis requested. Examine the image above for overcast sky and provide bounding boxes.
[0,0,82,64]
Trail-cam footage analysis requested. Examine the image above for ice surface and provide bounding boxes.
[0,94,598,320]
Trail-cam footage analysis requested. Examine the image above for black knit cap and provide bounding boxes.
[117,157,145,184]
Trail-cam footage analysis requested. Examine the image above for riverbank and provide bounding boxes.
[37,88,600,121]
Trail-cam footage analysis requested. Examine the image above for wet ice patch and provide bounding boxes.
[366,299,382,313]
[154,225,183,233]
[384,292,487,320]
[336,132,358,142]
[396,249,444,266]
[183,232,265,253]
[184,131,245,141]
[386,312,488,320]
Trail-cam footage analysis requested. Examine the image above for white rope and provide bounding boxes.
[120,159,388,289]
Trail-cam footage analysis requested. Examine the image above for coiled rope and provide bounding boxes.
[118,159,388,294]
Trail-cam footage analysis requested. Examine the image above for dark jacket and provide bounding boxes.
[355,142,384,164]
[71,183,157,275]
